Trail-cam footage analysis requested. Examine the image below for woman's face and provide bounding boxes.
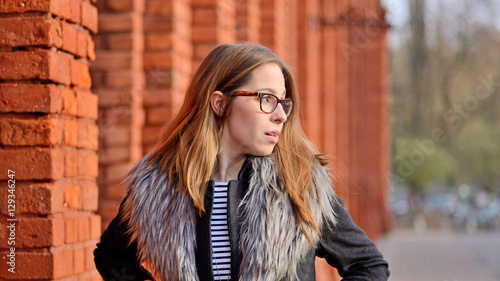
[219,63,288,159]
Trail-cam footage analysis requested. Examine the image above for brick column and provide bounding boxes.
[236,0,260,42]
[325,1,391,238]
[296,0,322,146]
[260,0,287,58]
[192,0,236,70]
[142,0,192,154]
[92,0,145,229]
[0,0,100,279]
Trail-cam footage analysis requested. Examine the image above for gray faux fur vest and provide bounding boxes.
[120,153,337,281]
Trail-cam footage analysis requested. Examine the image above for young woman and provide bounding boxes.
[94,43,390,281]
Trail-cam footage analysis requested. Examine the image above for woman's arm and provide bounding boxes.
[316,198,390,280]
[94,198,155,281]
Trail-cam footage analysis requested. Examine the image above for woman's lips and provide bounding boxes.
[265,131,280,143]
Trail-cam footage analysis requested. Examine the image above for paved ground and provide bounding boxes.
[376,229,500,281]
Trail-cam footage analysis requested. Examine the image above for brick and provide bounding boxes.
[89,215,101,239]
[87,34,96,60]
[0,181,63,215]
[98,199,120,228]
[106,32,144,51]
[81,60,93,88]
[0,148,64,180]
[0,217,65,248]
[106,0,144,12]
[81,1,98,33]
[143,142,156,154]
[85,240,99,271]
[101,125,131,147]
[78,216,90,241]
[0,84,64,113]
[145,33,172,50]
[53,246,74,278]
[103,162,133,184]
[0,0,70,19]
[64,149,78,178]
[90,70,104,87]
[98,13,140,33]
[61,21,78,55]
[145,0,171,15]
[73,242,85,274]
[105,70,142,88]
[0,15,63,48]
[142,125,162,145]
[103,182,128,200]
[145,68,172,88]
[0,50,71,85]
[102,106,132,125]
[78,118,99,150]
[63,119,78,147]
[70,57,81,86]
[76,90,98,119]
[99,145,131,164]
[91,51,141,70]
[145,106,173,125]
[70,0,82,24]
[76,28,89,58]
[65,217,79,243]
[63,182,81,209]
[95,88,137,107]
[78,150,99,178]
[0,117,62,146]
[0,250,52,279]
[143,87,173,106]
[192,8,217,25]
[62,88,78,116]
[144,16,173,33]
[193,43,214,60]
[144,50,173,69]
[80,181,99,211]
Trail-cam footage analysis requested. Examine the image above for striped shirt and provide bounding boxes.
[211,182,231,280]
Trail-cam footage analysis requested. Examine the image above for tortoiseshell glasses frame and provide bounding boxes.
[230,91,294,117]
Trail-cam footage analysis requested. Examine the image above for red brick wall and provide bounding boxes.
[0,0,100,279]
[91,0,146,229]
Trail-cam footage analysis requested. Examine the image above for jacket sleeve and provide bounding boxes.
[316,198,390,280]
[94,197,155,281]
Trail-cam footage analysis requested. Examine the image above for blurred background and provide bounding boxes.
[379,0,500,280]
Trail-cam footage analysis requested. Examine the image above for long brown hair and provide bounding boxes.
[147,43,328,242]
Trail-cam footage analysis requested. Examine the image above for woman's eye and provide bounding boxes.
[262,95,272,103]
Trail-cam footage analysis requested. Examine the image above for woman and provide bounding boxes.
[94,43,390,281]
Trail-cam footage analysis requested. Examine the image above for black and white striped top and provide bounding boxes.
[211,182,232,280]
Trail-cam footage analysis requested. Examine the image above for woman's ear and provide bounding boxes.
[210,91,225,117]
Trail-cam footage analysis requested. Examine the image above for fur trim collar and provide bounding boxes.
[121,154,337,281]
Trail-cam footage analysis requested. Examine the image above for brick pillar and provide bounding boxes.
[236,0,260,42]
[326,1,391,238]
[92,0,145,228]
[0,0,100,279]
[260,0,287,58]
[143,0,192,154]
[192,0,236,70]
[297,0,322,147]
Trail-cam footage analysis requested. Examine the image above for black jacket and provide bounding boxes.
[94,159,389,280]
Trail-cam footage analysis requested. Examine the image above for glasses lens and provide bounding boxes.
[260,94,277,113]
[282,100,293,116]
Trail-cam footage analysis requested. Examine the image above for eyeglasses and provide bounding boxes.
[231,91,294,117]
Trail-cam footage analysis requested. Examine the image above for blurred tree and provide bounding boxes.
[390,0,500,194]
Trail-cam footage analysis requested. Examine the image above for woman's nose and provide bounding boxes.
[271,103,288,123]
